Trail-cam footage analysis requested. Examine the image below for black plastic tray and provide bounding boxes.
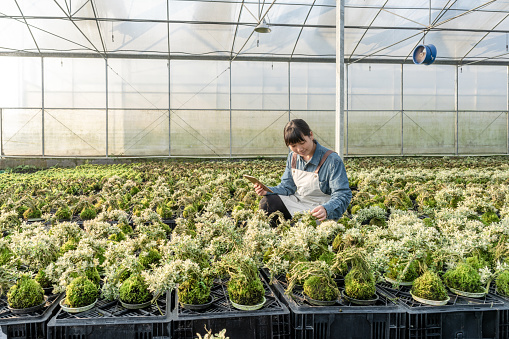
[263,270,406,339]
[0,293,63,339]
[46,293,170,339]
[170,274,290,339]
[378,281,507,339]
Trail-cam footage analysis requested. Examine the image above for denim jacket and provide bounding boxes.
[268,141,352,220]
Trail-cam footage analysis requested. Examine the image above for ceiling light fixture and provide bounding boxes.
[254,19,271,33]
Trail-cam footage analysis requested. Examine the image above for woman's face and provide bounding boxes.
[288,132,315,159]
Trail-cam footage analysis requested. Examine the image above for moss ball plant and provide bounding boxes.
[178,278,211,305]
[443,262,484,293]
[139,248,162,269]
[344,268,376,300]
[119,275,152,304]
[35,269,52,289]
[303,276,339,301]
[7,276,44,309]
[411,271,448,301]
[80,207,97,220]
[55,206,72,220]
[496,270,509,296]
[65,276,98,308]
[386,258,420,283]
[227,276,264,306]
[23,207,42,220]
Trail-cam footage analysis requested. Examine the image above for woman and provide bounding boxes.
[254,119,351,225]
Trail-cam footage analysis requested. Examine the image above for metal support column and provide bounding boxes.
[345,64,349,156]
[335,0,345,159]
[288,61,291,122]
[167,0,171,157]
[105,59,109,157]
[401,63,404,155]
[455,65,459,155]
[41,57,45,157]
[229,60,232,158]
[0,108,3,158]
[507,65,509,154]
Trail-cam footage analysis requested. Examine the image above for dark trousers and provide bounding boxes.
[259,194,292,227]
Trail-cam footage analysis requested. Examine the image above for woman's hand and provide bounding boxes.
[254,183,267,196]
[311,205,327,221]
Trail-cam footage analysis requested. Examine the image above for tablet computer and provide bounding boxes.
[243,174,274,193]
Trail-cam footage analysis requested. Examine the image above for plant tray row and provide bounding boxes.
[169,274,291,339]
[262,270,406,339]
[0,293,63,339]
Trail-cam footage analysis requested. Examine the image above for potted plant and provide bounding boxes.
[60,276,99,313]
[178,266,214,310]
[7,275,46,313]
[215,251,265,311]
[34,268,53,294]
[287,261,339,306]
[443,262,486,297]
[495,270,509,296]
[385,257,420,286]
[118,274,152,309]
[410,271,449,306]
[343,267,377,305]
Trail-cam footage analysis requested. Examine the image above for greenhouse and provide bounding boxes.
[1,0,509,158]
[4,1,509,339]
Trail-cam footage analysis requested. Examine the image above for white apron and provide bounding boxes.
[279,150,334,216]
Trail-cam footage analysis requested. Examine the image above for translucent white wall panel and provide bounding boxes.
[103,22,169,55]
[44,109,105,156]
[403,111,455,154]
[231,111,288,156]
[232,62,288,110]
[0,57,42,108]
[292,27,335,58]
[170,110,229,156]
[44,58,105,108]
[290,111,335,150]
[291,63,334,110]
[458,111,507,154]
[169,23,233,57]
[109,59,168,109]
[347,110,401,155]
[109,109,169,156]
[348,64,401,110]
[458,66,507,111]
[403,65,455,110]
[170,60,229,110]
[94,0,167,20]
[1,109,42,156]
[0,19,39,53]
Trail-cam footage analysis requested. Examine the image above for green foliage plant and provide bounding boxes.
[35,268,52,289]
[386,257,420,283]
[179,276,212,305]
[119,274,152,304]
[65,276,98,308]
[7,276,44,309]
[496,270,509,296]
[443,262,484,293]
[80,207,97,220]
[411,271,448,301]
[55,206,72,220]
[227,276,264,306]
[286,261,339,301]
[303,276,338,301]
[344,267,376,300]
[139,248,162,269]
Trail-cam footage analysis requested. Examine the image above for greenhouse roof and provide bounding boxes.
[1,0,509,65]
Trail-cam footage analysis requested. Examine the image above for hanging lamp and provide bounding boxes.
[254,19,271,33]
